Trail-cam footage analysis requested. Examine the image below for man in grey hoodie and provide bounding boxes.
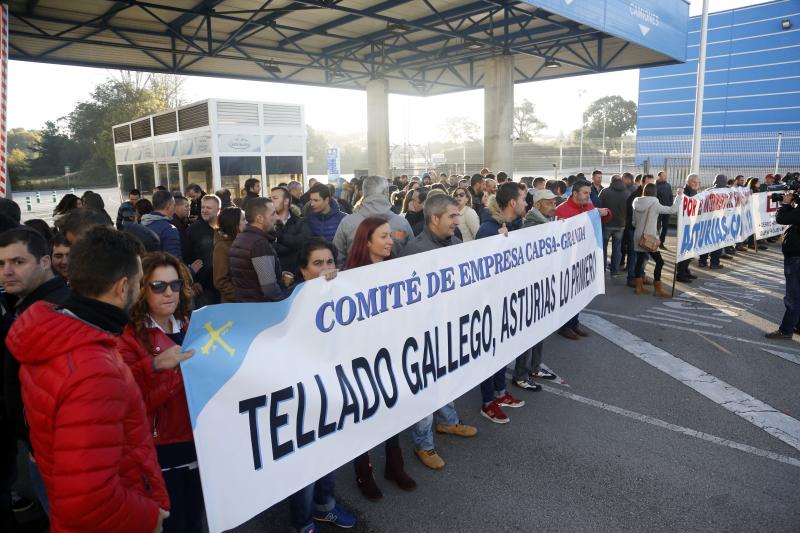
[597,174,628,276]
[332,175,413,268]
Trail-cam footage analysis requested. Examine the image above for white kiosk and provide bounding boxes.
[112,98,306,199]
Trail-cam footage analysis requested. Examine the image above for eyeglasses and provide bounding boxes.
[149,280,183,294]
[454,192,466,198]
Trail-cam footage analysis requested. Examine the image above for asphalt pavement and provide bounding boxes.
[234,234,800,533]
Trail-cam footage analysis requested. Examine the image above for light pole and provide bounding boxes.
[601,105,607,168]
[578,89,586,170]
[690,0,710,176]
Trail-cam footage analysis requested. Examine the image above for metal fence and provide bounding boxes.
[388,131,800,190]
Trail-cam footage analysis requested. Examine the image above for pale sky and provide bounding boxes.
[6,0,765,144]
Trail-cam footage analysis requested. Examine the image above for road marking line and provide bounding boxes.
[539,384,800,469]
[646,306,732,324]
[638,312,724,329]
[696,332,735,356]
[760,347,800,366]
[585,310,800,353]
[581,313,800,452]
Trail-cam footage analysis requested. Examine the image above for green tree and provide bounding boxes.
[513,99,546,142]
[582,95,637,139]
[29,120,82,177]
[68,77,174,179]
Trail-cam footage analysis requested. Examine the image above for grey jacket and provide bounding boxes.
[333,194,413,267]
[632,196,679,252]
[399,227,462,257]
[522,207,552,228]
[597,179,629,228]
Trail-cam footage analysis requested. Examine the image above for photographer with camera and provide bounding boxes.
[765,189,800,340]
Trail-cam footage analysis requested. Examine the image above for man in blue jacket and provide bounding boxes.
[306,183,346,242]
[140,189,183,261]
[475,182,528,424]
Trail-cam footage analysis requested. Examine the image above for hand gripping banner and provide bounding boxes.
[180,211,605,532]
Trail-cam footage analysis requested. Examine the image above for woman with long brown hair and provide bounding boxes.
[117,252,200,532]
[213,206,246,302]
[345,216,417,501]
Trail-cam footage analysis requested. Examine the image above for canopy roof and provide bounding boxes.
[8,0,690,96]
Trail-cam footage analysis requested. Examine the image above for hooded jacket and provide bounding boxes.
[306,197,346,242]
[6,299,169,533]
[597,179,629,228]
[776,203,800,257]
[333,194,413,268]
[522,206,553,228]
[140,212,182,260]
[555,196,613,223]
[121,221,161,253]
[476,197,522,239]
[116,201,136,230]
[632,196,679,252]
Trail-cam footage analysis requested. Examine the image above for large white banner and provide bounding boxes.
[676,187,754,261]
[180,211,605,532]
[751,191,786,239]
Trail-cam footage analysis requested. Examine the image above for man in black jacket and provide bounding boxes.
[676,174,700,282]
[765,191,800,339]
[270,187,311,276]
[655,171,674,249]
[184,194,221,306]
[0,227,70,516]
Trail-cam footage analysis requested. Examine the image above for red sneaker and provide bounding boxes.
[480,401,509,424]
[496,392,525,408]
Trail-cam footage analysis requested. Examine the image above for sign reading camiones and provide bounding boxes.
[180,211,605,532]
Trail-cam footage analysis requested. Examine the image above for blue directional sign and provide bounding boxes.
[524,0,689,62]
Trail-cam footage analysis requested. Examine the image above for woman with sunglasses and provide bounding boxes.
[117,252,201,533]
[452,186,479,241]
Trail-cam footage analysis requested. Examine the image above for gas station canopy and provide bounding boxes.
[8,0,689,96]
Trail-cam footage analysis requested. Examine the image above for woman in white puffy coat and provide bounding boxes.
[632,183,683,296]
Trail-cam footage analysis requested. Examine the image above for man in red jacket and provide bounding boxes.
[554,180,611,340]
[7,226,170,533]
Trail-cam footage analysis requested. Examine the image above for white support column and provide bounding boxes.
[483,54,514,174]
[367,78,390,178]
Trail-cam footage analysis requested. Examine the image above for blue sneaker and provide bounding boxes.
[312,504,357,529]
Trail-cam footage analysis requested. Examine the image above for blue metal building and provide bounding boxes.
[636,0,800,172]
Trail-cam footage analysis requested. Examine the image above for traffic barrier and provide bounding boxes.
[35,191,40,204]
[52,191,57,203]
[25,196,31,212]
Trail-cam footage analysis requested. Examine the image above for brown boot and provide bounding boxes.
[634,277,645,295]
[643,276,653,286]
[354,453,383,501]
[384,446,417,491]
[653,281,671,298]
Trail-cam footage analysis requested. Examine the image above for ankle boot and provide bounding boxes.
[634,277,645,295]
[353,453,383,501]
[653,281,671,298]
[384,446,417,491]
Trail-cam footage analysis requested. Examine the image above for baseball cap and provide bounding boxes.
[532,189,557,203]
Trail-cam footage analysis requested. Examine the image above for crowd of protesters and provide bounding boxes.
[0,167,797,533]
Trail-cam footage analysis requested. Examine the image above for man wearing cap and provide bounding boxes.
[513,189,561,390]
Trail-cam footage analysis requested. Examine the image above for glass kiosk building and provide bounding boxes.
[112,98,306,200]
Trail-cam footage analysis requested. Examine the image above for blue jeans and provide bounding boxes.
[480,368,508,405]
[626,229,643,281]
[411,402,460,451]
[603,226,624,274]
[289,472,336,530]
[779,256,800,334]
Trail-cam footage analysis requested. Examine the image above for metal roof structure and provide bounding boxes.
[8,1,690,96]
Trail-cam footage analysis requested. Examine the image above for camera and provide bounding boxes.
[769,172,800,203]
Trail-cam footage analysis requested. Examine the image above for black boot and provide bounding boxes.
[353,453,383,501]
[384,446,417,492]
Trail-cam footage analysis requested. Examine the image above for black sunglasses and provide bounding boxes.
[454,192,466,198]
[149,280,183,294]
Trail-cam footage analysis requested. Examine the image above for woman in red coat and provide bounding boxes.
[117,252,200,533]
